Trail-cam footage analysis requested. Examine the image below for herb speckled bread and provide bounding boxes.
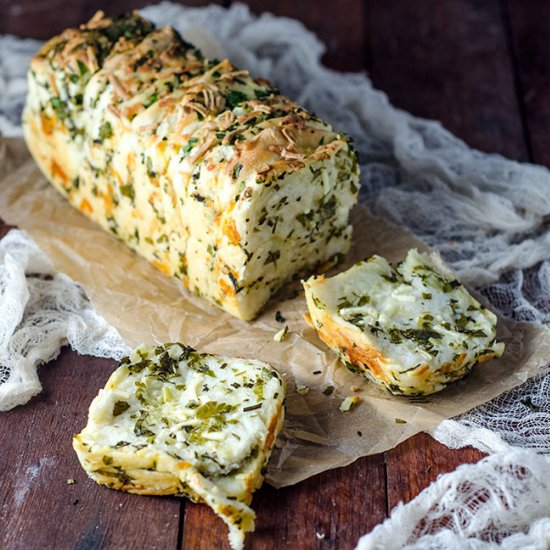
[73,343,285,550]
[303,249,505,396]
[23,11,359,320]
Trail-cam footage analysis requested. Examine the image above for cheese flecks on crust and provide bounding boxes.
[23,11,360,321]
[303,249,505,396]
[73,343,285,550]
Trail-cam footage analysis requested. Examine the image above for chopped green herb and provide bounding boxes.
[145,92,159,107]
[442,280,461,292]
[50,97,68,121]
[226,90,248,109]
[112,401,130,417]
[467,329,488,338]
[232,163,243,179]
[243,403,262,412]
[181,137,198,155]
[120,184,135,201]
[382,273,398,283]
[76,59,89,76]
[196,401,236,419]
[275,311,286,323]
[264,250,281,265]
[99,121,112,141]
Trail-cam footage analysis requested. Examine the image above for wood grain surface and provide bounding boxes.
[0,1,542,548]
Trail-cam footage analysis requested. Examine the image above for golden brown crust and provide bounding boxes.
[316,311,390,383]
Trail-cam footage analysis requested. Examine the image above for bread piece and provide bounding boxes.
[303,249,505,396]
[23,11,359,320]
[73,343,285,550]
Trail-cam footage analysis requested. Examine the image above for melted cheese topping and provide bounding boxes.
[304,249,505,396]
[73,343,285,550]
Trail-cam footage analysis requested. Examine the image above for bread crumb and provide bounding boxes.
[273,326,288,342]
[340,396,360,412]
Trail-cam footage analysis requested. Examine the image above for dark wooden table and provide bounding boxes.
[1,1,547,548]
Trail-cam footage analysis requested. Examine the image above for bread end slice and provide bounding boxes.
[303,249,504,396]
[73,343,285,549]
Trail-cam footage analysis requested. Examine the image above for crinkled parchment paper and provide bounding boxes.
[1,137,549,487]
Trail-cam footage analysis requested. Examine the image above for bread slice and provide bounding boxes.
[303,249,505,396]
[23,11,359,320]
[73,343,285,549]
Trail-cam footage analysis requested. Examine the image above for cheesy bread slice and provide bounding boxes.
[23,11,359,320]
[303,249,505,396]
[73,343,285,550]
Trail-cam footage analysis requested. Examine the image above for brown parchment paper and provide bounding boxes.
[1,137,549,488]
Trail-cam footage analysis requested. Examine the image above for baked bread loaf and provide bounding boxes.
[73,343,285,550]
[303,249,505,396]
[23,11,359,320]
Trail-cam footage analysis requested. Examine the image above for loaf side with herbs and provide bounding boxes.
[23,11,359,320]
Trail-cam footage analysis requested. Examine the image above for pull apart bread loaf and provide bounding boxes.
[303,249,505,396]
[23,11,359,320]
[73,343,285,550]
